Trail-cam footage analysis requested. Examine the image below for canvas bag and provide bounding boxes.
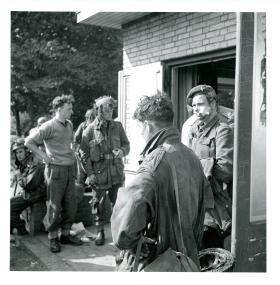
[133,163,200,272]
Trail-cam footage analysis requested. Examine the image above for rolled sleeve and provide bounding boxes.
[25,121,52,146]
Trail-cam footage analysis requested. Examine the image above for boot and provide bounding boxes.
[95,229,105,246]
[50,238,61,253]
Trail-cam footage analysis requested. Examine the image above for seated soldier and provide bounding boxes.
[10,138,46,236]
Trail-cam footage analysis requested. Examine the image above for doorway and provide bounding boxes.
[163,48,236,131]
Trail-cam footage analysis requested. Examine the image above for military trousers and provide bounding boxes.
[10,193,45,234]
[44,164,77,239]
[93,184,121,227]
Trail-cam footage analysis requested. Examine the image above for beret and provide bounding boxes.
[186,85,216,106]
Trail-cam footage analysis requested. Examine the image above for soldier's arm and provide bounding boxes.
[80,125,94,176]
[212,125,233,183]
[74,122,84,145]
[25,122,53,164]
[19,162,45,192]
[118,122,130,156]
[181,115,197,147]
[111,172,155,250]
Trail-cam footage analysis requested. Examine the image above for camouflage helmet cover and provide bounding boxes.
[95,96,117,109]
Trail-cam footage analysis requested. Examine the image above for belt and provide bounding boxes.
[104,154,114,160]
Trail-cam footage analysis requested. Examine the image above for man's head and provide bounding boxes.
[12,138,28,162]
[52,95,75,120]
[186,85,217,122]
[133,93,174,142]
[37,116,48,127]
[95,96,117,121]
[84,109,96,123]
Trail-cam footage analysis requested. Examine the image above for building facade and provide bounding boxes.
[78,12,266,272]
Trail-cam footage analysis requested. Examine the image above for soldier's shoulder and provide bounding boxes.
[27,153,42,167]
[112,120,124,129]
[83,121,96,133]
[216,119,233,136]
[138,146,167,174]
[39,118,54,130]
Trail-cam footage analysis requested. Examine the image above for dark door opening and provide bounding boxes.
[173,57,235,131]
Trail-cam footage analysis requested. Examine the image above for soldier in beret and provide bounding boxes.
[182,84,233,250]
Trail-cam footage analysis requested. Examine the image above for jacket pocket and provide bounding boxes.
[112,136,121,149]
[111,159,124,181]
[93,162,108,186]
[198,138,215,159]
[89,139,101,162]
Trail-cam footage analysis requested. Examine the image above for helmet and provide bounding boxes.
[12,138,26,152]
[95,96,117,109]
[186,85,217,106]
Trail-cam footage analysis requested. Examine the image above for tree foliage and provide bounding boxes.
[11,12,123,133]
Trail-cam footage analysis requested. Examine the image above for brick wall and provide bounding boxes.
[123,12,236,69]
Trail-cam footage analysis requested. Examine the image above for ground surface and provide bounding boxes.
[10,243,48,271]
[9,224,117,271]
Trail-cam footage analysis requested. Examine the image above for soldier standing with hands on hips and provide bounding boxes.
[25,94,82,253]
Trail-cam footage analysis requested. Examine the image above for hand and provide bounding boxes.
[88,174,96,186]
[112,148,124,158]
[72,142,79,152]
[42,154,53,164]
[139,237,156,260]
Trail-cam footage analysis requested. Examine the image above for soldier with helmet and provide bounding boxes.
[181,84,233,250]
[80,95,130,246]
[10,138,46,236]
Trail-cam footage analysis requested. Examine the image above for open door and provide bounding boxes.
[118,62,163,179]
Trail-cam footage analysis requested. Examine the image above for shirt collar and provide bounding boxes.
[197,113,219,134]
[54,117,69,127]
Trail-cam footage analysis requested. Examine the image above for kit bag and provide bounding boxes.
[133,163,199,272]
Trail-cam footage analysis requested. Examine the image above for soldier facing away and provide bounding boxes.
[111,94,213,271]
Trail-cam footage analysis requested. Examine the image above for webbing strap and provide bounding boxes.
[170,163,187,256]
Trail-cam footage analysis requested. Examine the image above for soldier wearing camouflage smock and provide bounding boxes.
[80,96,130,246]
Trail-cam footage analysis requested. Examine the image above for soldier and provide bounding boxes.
[10,138,46,236]
[74,109,96,146]
[25,94,82,253]
[80,96,130,246]
[111,94,213,271]
[182,85,233,250]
